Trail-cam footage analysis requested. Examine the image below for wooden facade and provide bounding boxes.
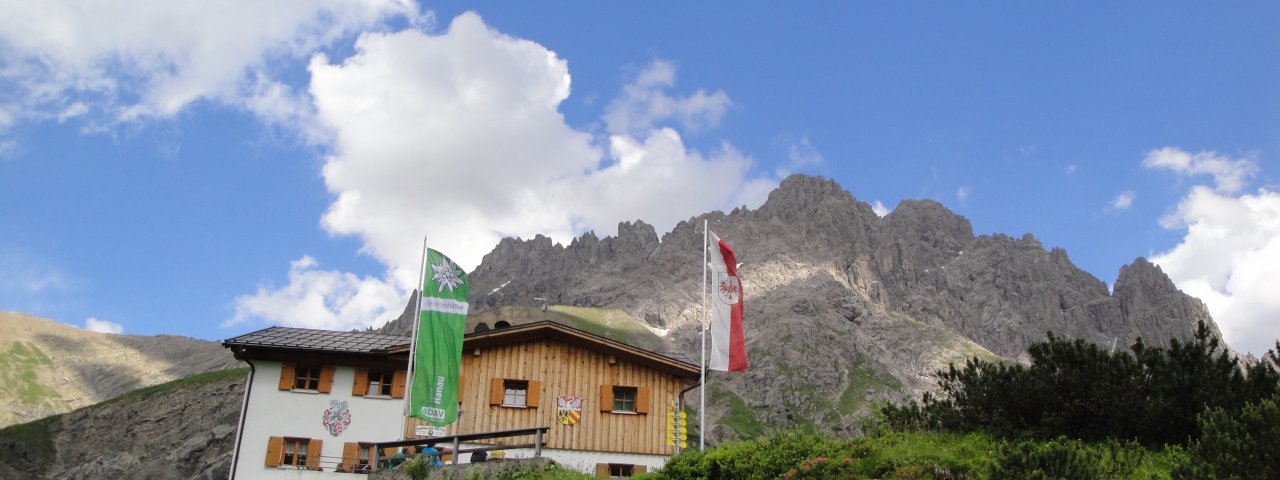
[403,322,699,457]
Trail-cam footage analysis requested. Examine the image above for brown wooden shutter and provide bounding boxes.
[636,387,651,414]
[635,465,648,474]
[316,366,335,393]
[489,378,504,406]
[352,369,368,396]
[306,439,323,470]
[265,436,284,467]
[527,380,541,408]
[458,376,465,399]
[391,370,408,399]
[595,463,609,478]
[278,364,295,390]
[339,442,358,472]
[600,385,614,412]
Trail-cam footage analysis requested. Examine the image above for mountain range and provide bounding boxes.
[0,174,1220,476]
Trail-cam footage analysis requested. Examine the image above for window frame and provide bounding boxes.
[488,377,540,408]
[612,386,637,413]
[294,366,322,391]
[282,437,309,468]
[502,380,529,407]
[367,370,395,397]
[609,464,636,479]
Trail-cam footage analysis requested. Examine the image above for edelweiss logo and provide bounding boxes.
[430,258,464,293]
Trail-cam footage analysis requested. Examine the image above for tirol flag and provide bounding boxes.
[411,248,468,427]
[708,230,747,372]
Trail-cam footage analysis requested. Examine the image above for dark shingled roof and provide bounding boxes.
[224,326,409,354]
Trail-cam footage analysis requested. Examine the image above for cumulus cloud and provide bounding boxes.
[0,0,422,133]
[1147,148,1280,356]
[1143,147,1259,193]
[957,186,970,201]
[83,317,123,334]
[228,256,405,330]
[1106,190,1136,212]
[603,59,732,136]
[232,13,773,330]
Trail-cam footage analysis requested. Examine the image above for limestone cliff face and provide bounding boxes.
[458,174,1221,440]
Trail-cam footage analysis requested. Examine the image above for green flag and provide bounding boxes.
[411,248,468,427]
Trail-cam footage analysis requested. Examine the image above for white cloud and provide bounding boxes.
[229,256,404,331]
[871,200,891,217]
[1150,184,1280,356]
[773,134,824,177]
[1106,190,1136,212]
[0,0,422,132]
[1065,164,1078,174]
[83,317,123,334]
[957,186,970,201]
[1143,147,1259,194]
[603,58,732,136]
[232,13,773,329]
[0,249,69,295]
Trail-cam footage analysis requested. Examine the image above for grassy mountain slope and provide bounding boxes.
[0,312,240,428]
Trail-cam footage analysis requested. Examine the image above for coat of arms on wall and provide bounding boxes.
[322,400,352,437]
[556,395,583,426]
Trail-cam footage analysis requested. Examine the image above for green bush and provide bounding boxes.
[989,436,1100,480]
[1174,393,1280,480]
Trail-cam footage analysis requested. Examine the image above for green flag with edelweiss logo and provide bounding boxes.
[411,248,468,427]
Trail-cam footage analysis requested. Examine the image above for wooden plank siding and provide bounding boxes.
[404,339,689,456]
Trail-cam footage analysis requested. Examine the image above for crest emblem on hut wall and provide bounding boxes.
[322,400,352,437]
[556,395,583,426]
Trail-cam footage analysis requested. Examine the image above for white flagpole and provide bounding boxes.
[402,236,429,439]
[699,219,708,451]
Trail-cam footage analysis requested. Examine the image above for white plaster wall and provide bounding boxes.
[232,361,406,480]
[441,444,668,474]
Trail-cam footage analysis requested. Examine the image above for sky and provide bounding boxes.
[1,2,1277,355]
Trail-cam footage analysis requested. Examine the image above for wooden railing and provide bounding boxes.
[371,426,550,471]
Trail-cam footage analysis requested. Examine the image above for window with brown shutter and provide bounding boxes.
[391,369,407,398]
[352,369,369,396]
[305,439,323,470]
[339,442,359,472]
[277,364,295,391]
[527,380,541,408]
[489,378,504,406]
[636,387,650,414]
[265,436,284,467]
[316,366,335,393]
[489,378,540,408]
[599,384,614,412]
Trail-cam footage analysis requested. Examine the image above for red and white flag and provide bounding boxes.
[708,230,747,372]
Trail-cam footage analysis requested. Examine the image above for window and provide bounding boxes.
[352,369,407,398]
[599,385,651,414]
[340,442,376,473]
[503,380,528,406]
[613,387,636,412]
[488,378,540,408]
[265,436,322,470]
[277,363,334,393]
[295,367,321,391]
[611,464,634,479]
[283,438,309,467]
[595,463,646,478]
[368,371,395,397]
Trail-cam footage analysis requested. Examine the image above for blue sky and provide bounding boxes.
[1,2,1277,355]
